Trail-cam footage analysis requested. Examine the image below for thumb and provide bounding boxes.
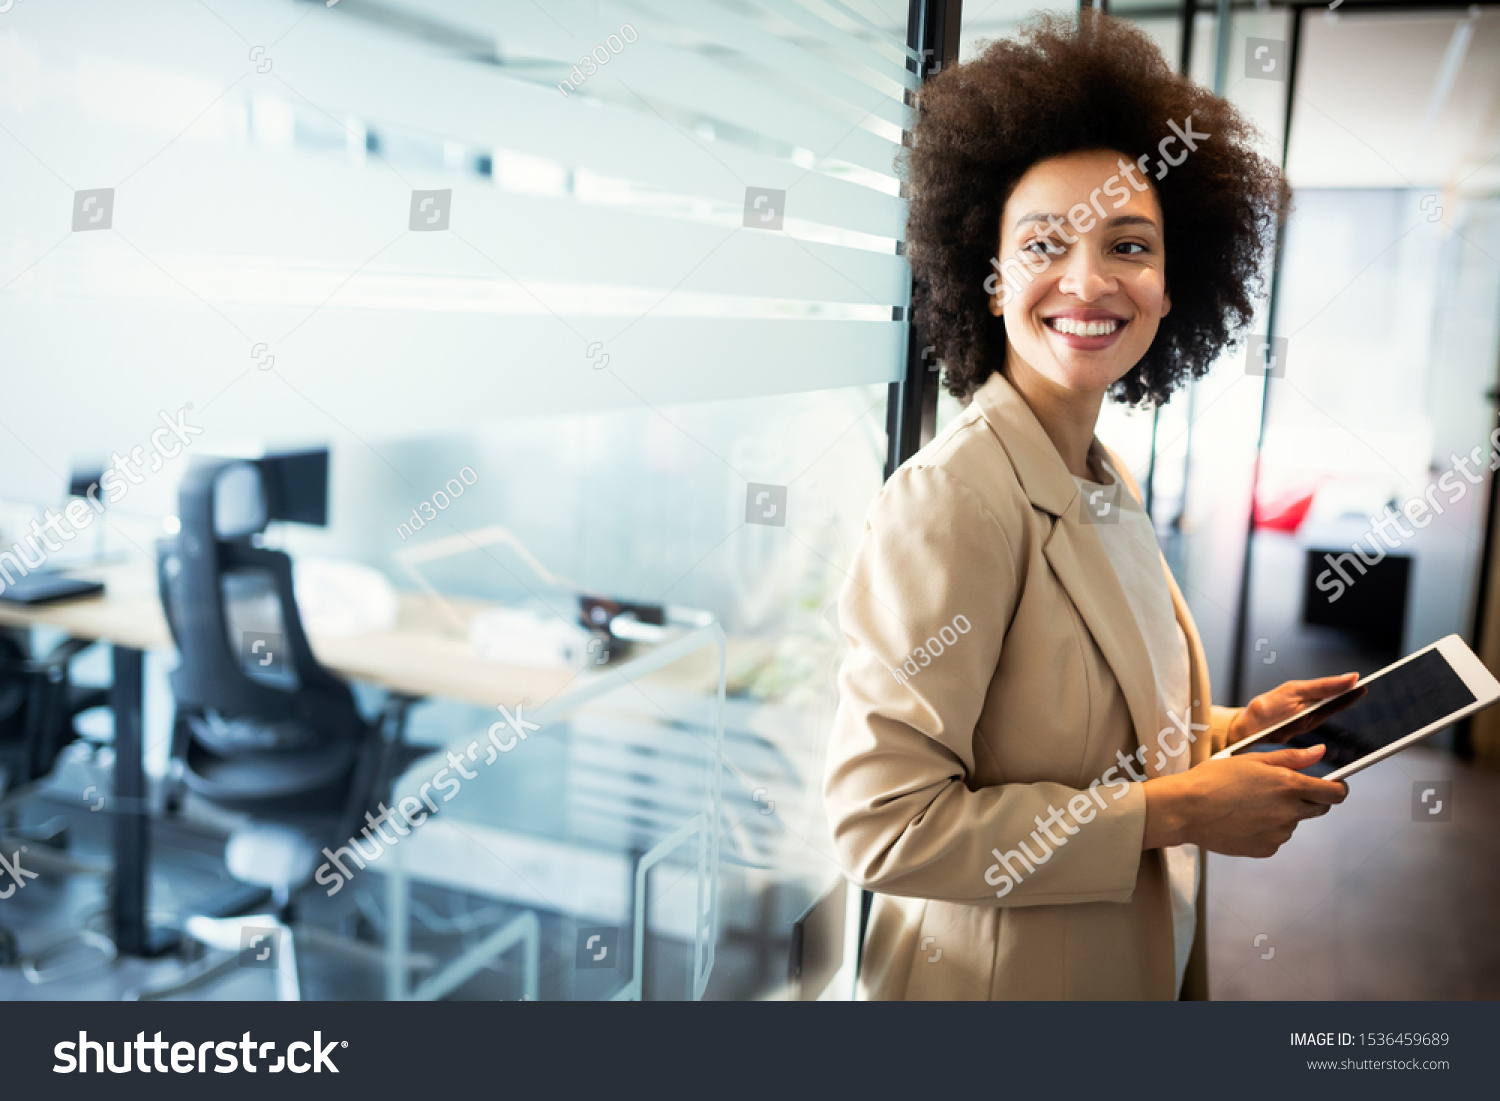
[1256,743,1326,769]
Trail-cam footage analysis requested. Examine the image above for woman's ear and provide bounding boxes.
[1161,286,1171,318]
[988,292,1004,318]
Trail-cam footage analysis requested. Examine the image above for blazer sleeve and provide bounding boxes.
[823,462,1147,907]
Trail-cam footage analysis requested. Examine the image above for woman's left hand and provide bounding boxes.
[1228,672,1361,746]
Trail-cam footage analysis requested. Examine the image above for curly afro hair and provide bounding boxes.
[904,10,1290,406]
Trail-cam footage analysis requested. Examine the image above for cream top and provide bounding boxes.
[1075,455,1199,999]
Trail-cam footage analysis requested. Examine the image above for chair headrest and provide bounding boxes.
[214,461,268,539]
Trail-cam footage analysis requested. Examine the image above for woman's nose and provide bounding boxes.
[1057,245,1116,301]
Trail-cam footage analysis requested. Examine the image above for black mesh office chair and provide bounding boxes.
[0,629,110,966]
[0,629,109,799]
[144,457,427,998]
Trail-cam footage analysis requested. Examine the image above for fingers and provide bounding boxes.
[1291,672,1359,701]
[1254,744,1348,806]
[1256,743,1326,769]
[1290,788,1342,827]
[1250,673,1360,731]
[1292,777,1347,806]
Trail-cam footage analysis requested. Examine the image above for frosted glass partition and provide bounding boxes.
[0,0,912,499]
[382,625,727,1002]
[0,0,903,1003]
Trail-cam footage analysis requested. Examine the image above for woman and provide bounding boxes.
[823,12,1356,1000]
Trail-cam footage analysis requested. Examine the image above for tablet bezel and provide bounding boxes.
[1211,634,1500,782]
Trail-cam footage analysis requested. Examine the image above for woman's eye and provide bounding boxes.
[1114,241,1148,255]
[1023,238,1065,256]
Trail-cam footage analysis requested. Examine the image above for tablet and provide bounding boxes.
[1213,634,1500,782]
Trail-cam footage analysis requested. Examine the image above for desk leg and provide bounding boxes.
[385,844,408,1001]
[111,645,177,957]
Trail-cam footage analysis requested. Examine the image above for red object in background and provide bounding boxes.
[1253,487,1317,533]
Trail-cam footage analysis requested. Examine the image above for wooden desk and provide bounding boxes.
[0,563,167,652]
[0,563,576,708]
[1,561,761,955]
[0,563,756,707]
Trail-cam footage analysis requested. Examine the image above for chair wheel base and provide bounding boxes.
[115,926,181,959]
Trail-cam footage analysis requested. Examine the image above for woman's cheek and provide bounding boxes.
[1133,270,1169,319]
[1004,274,1054,328]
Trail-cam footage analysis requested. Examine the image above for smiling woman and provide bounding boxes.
[905,11,1287,408]
[993,149,1175,430]
[823,10,1360,1003]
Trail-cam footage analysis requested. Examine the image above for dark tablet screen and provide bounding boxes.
[1232,648,1476,773]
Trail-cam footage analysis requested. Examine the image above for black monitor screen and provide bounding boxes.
[258,449,328,527]
[69,468,105,499]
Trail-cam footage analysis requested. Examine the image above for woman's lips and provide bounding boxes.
[1043,315,1128,350]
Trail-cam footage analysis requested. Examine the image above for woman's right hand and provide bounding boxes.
[1142,744,1348,857]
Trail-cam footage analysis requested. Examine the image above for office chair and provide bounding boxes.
[141,458,427,999]
[0,629,110,968]
[0,629,109,800]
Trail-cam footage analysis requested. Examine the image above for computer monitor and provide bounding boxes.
[257,448,328,528]
[68,468,106,501]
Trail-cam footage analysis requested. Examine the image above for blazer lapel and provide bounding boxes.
[972,373,1161,755]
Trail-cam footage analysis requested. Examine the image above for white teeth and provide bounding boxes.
[1050,317,1120,337]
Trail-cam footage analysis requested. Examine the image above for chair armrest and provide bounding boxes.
[376,693,423,743]
[40,636,99,670]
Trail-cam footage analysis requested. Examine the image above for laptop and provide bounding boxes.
[0,573,105,605]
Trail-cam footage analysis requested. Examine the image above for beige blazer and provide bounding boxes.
[824,371,1240,1000]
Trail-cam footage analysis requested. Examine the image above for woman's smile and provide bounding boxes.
[1042,308,1130,350]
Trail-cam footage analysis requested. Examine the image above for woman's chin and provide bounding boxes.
[1029,358,1134,395]
[1008,333,1156,395]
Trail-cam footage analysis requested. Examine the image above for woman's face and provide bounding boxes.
[990,149,1169,396]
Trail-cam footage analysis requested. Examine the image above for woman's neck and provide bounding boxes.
[1001,356,1107,481]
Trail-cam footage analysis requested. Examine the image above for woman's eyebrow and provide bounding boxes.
[1011,212,1159,231]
